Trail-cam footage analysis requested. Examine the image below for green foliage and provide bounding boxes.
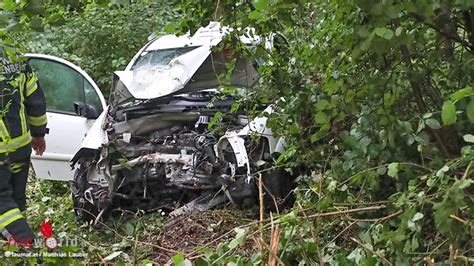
[10,0,179,95]
[442,100,457,125]
[0,0,109,37]
[2,177,167,264]
[2,0,472,263]
[174,0,474,263]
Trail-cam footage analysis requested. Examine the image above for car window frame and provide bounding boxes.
[25,54,107,116]
[130,47,198,71]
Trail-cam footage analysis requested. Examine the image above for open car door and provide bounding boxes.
[26,54,107,181]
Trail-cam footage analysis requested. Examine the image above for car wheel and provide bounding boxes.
[71,163,100,222]
[261,166,296,212]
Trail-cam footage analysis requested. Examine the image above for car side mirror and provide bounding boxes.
[73,101,99,119]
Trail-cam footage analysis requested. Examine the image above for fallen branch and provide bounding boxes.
[324,221,357,249]
[350,237,393,265]
[334,200,392,206]
[258,174,265,239]
[258,174,266,263]
[424,256,435,266]
[187,205,386,258]
[269,221,280,266]
[345,210,403,222]
[462,161,473,179]
[448,244,455,266]
[455,255,474,263]
[306,205,386,219]
[338,163,432,189]
[76,207,179,255]
[449,214,467,224]
[257,237,285,266]
[297,202,323,266]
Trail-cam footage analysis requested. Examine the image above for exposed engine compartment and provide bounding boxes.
[71,92,294,222]
[70,22,295,223]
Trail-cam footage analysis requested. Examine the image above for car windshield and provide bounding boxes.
[131,47,198,71]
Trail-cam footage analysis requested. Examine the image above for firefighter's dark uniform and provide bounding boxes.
[0,48,47,243]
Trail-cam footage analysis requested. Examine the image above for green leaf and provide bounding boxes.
[395,26,403,36]
[374,27,394,40]
[436,165,449,177]
[96,0,110,6]
[422,112,433,119]
[374,27,386,37]
[434,179,472,235]
[441,100,457,125]
[123,222,134,235]
[310,132,320,143]
[314,111,328,124]
[249,10,263,20]
[425,118,441,129]
[29,16,44,32]
[412,212,424,222]
[360,32,375,51]
[466,99,474,123]
[6,22,21,32]
[387,162,399,178]
[315,99,330,110]
[24,1,46,15]
[172,253,192,266]
[104,251,122,261]
[172,253,190,266]
[228,228,246,250]
[0,13,8,25]
[47,13,65,26]
[450,86,473,101]
[277,209,297,223]
[384,30,394,40]
[254,0,269,10]
[384,92,395,107]
[463,134,474,143]
[164,23,177,33]
[1,0,16,11]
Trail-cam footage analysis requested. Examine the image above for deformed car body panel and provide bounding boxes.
[71,107,109,163]
[113,47,259,105]
[112,22,259,105]
[114,45,212,101]
[112,112,201,135]
[71,22,294,222]
[215,106,287,180]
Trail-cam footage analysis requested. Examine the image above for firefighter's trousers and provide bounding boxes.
[0,146,35,243]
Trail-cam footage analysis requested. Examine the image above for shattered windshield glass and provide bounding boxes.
[131,47,198,71]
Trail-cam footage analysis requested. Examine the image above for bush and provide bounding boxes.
[15,0,179,96]
[174,0,474,264]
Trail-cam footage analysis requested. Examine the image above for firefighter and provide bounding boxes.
[0,46,47,245]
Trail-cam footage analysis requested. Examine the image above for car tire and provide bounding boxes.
[71,163,100,222]
[261,166,296,212]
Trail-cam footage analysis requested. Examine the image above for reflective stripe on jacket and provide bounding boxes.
[0,48,47,154]
[0,208,23,230]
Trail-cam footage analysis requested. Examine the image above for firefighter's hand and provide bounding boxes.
[32,137,46,156]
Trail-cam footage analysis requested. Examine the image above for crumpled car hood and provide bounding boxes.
[114,45,212,101]
[111,23,260,106]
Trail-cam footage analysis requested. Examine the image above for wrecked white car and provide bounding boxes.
[70,23,295,221]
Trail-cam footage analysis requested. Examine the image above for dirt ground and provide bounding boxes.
[148,209,259,263]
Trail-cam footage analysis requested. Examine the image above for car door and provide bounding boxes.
[26,54,106,181]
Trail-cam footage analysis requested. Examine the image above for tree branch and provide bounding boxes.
[410,13,473,52]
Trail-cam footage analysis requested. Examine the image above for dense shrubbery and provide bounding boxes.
[10,0,179,95]
[174,0,474,264]
[1,0,473,264]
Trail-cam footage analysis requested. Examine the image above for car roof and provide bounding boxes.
[145,22,260,51]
